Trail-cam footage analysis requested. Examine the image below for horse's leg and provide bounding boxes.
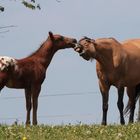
[117,87,125,125]
[25,88,32,125]
[99,79,110,125]
[0,72,8,91]
[31,85,41,125]
[127,87,135,123]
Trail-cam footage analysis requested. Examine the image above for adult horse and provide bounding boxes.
[74,37,140,125]
[0,32,77,125]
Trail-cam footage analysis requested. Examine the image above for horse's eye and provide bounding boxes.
[56,37,64,42]
[59,37,64,41]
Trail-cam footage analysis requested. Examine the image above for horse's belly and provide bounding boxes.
[107,73,127,87]
[6,79,25,89]
[112,74,140,87]
[124,77,140,87]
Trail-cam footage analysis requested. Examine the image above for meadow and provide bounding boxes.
[0,123,140,140]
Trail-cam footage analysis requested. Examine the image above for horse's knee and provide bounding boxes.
[103,103,108,112]
[26,99,32,110]
[27,105,32,112]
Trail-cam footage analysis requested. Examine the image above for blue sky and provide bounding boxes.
[0,0,140,125]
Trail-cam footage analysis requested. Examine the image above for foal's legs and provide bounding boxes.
[99,80,110,125]
[127,87,135,123]
[31,85,41,125]
[25,88,32,125]
[117,87,125,125]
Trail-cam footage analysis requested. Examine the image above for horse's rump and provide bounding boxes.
[0,56,18,72]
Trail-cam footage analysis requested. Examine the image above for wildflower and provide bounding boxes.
[86,130,91,134]
[22,136,27,140]
[117,133,123,137]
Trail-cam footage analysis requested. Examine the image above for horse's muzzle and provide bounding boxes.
[74,44,83,53]
[74,44,90,61]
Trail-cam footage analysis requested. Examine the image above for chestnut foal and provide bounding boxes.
[0,32,76,125]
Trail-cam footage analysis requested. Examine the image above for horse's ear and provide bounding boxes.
[92,39,97,47]
[49,31,54,41]
[91,39,95,43]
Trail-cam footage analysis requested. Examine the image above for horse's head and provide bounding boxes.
[74,37,96,61]
[48,32,77,50]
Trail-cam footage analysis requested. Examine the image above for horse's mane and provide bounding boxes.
[79,36,92,42]
[80,36,119,43]
[28,41,46,57]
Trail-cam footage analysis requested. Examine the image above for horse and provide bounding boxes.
[74,37,140,125]
[0,32,77,125]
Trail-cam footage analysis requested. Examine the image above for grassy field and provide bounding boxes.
[0,123,140,140]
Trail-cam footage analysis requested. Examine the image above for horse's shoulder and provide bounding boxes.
[96,61,104,75]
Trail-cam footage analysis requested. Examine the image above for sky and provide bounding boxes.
[0,0,140,125]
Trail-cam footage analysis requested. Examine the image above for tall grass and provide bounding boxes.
[0,123,140,140]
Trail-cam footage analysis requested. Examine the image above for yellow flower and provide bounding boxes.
[22,136,27,140]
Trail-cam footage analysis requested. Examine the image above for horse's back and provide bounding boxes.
[122,39,140,49]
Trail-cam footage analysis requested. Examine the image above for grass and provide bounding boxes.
[0,123,140,140]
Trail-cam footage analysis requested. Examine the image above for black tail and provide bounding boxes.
[124,84,140,116]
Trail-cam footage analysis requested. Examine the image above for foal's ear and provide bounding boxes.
[49,31,54,41]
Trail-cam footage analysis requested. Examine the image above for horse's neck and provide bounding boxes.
[31,41,57,69]
[95,39,123,70]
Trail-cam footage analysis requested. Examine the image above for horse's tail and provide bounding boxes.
[124,84,140,116]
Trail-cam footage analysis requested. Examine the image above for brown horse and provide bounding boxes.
[0,32,77,125]
[75,37,140,125]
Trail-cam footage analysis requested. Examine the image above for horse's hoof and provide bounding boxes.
[101,121,107,125]
[120,119,125,125]
[25,121,31,126]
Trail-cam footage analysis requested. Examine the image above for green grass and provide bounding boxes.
[0,123,140,140]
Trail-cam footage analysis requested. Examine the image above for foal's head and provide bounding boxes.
[48,32,77,50]
[75,37,96,61]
